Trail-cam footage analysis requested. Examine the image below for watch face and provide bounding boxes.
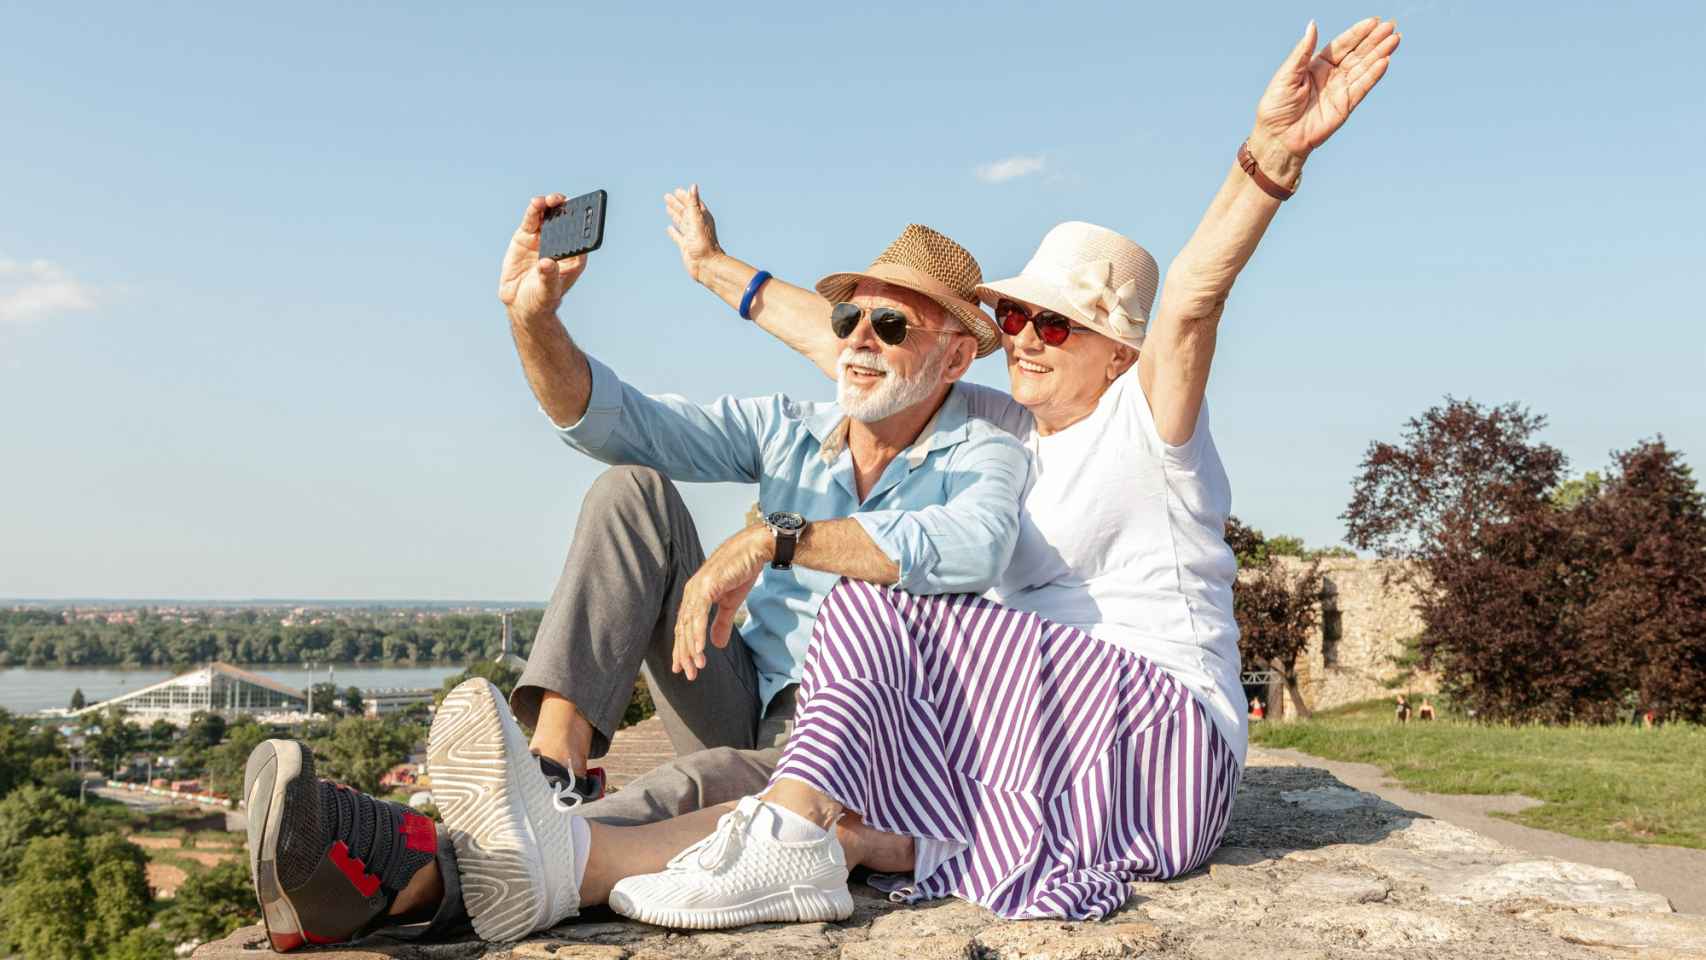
[765,511,806,532]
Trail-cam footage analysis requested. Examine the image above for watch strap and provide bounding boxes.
[771,527,799,569]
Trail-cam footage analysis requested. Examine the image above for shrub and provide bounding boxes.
[157,861,255,946]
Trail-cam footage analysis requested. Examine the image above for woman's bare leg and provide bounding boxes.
[579,802,739,904]
[761,777,915,873]
[577,789,916,905]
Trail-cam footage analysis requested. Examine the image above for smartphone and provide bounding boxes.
[540,189,608,259]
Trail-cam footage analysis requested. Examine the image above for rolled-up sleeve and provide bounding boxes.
[553,355,775,484]
[853,433,1028,594]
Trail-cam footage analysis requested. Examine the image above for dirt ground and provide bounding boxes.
[128,833,242,895]
[145,862,188,897]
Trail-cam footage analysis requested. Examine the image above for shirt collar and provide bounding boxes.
[808,384,973,467]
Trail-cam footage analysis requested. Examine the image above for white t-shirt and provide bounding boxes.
[959,369,1248,763]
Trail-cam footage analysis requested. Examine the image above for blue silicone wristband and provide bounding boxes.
[739,270,772,320]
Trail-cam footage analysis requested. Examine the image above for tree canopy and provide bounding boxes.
[1344,397,1706,723]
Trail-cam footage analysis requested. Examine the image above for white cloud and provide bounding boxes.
[974,155,1046,184]
[0,258,96,326]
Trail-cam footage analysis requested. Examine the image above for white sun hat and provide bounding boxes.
[975,221,1160,349]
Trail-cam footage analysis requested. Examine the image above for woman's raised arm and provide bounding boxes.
[1139,17,1400,445]
[665,185,842,380]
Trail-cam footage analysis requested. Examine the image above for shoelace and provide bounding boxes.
[547,777,586,814]
[667,804,754,872]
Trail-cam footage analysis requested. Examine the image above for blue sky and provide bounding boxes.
[2,1,1702,601]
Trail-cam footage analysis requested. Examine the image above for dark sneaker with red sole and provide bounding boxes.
[243,739,440,951]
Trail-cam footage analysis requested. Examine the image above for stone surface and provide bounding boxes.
[840,934,973,960]
[195,748,1706,960]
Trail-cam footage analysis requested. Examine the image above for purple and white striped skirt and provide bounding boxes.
[770,579,1241,920]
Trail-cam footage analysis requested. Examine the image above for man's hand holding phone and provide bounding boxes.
[499,193,595,325]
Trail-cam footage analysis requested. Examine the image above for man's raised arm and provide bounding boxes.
[501,194,596,427]
[664,185,843,380]
[500,193,776,485]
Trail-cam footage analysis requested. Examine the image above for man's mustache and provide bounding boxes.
[837,349,890,376]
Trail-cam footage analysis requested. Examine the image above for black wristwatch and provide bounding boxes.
[763,511,807,570]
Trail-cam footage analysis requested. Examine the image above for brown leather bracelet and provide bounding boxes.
[1238,140,1297,201]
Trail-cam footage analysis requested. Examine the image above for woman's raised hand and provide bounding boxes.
[1255,17,1401,159]
[664,184,724,284]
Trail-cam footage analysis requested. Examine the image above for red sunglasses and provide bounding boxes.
[995,298,1088,346]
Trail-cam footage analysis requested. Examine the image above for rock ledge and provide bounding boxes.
[197,748,1706,959]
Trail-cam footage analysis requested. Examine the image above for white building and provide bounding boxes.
[73,662,307,724]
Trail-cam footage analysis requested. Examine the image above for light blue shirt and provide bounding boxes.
[556,355,1030,711]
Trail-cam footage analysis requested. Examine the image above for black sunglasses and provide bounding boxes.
[830,302,961,347]
[996,297,1087,346]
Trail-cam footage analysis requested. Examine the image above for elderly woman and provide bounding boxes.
[608,18,1400,926]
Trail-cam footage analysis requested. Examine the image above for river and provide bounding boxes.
[0,663,475,714]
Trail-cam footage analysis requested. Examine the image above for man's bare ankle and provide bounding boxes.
[533,694,596,775]
[528,739,585,775]
[387,860,444,918]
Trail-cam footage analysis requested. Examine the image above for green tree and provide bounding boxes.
[68,688,86,711]
[1552,470,1603,509]
[157,861,256,945]
[342,686,366,717]
[0,709,67,798]
[185,711,227,750]
[307,682,344,716]
[0,784,86,879]
[0,835,91,960]
[434,660,522,706]
[310,716,421,795]
[105,928,174,960]
[203,721,273,799]
[146,719,178,752]
[84,836,152,950]
[83,706,142,779]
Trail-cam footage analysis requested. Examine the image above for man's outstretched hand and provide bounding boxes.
[499,194,588,322]
[663,184,724,285]
[672,526,771,681]
[1255,17,1401,160]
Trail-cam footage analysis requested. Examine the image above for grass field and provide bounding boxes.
[1251,700,1706,849]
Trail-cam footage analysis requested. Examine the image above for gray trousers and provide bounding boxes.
[510,465,794,827]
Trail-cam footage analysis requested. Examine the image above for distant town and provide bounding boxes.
[0,604,547,669]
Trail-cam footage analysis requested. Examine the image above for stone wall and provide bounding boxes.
[1266,557,1439,713]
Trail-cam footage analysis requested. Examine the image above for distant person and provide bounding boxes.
[1395,694,1411,723]
[1418,698,1435,721]
[1250,696,1266,720]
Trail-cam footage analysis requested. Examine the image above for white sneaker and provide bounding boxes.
[428,678,582,941]
[609,796,853,929]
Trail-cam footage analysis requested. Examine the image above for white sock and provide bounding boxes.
[759,799,830,843]
[571,815,591,890]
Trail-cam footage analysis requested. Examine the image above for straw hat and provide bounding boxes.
[816,225,1001,357]
[975,222,1159,349]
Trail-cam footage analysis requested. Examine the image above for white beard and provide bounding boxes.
[836,345,947,423]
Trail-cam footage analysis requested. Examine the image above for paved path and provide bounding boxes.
[1256,745,1706,916]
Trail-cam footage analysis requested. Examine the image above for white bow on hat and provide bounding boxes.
[1061,259,1148,343]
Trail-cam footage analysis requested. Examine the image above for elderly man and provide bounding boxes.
[242,194,1029,948]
